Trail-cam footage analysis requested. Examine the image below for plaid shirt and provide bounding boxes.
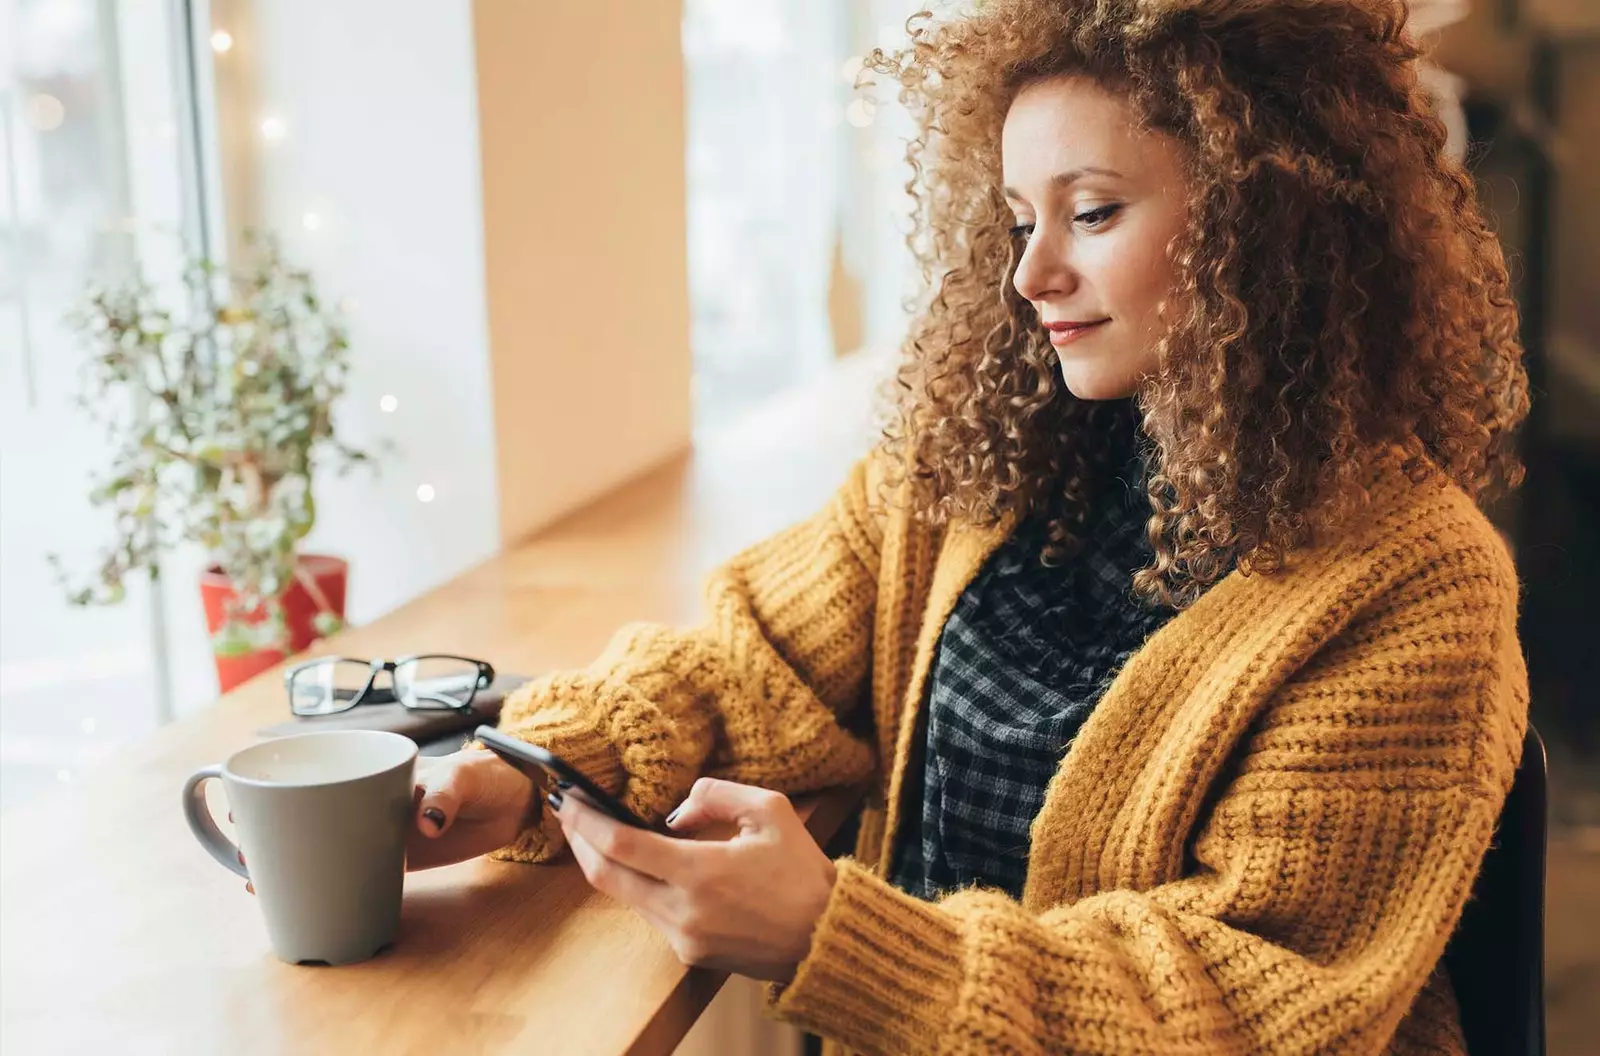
[890,432,1178,902]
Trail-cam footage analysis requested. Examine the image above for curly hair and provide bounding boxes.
[869,0,1528,606]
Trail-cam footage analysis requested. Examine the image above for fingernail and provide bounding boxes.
[422,807,446,831]
[237,849,246,865]
[666,805,684,825]
[555,779,572,790]
[545,790,564,812]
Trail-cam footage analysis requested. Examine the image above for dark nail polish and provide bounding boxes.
[545,790,564,812]
[555,779,572,790]
[422,807,446,830]
[666,805,684,825]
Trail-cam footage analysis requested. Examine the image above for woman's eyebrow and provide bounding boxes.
[1002,166,1125,202]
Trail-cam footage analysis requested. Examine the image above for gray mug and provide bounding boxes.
[182,729,418,966]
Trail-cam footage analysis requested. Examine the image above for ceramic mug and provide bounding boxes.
[182,729,417,965]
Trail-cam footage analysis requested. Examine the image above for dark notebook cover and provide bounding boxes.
[256,674,531,755]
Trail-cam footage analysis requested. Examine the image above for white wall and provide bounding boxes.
[162,0,499,715]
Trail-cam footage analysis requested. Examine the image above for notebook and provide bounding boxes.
[255,674,531,756]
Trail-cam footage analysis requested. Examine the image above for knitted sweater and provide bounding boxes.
[483,444,1527,1056]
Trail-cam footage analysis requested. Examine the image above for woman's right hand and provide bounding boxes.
[406,748,540,871]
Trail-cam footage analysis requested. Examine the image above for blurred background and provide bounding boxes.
[0,0,934,799]
[1,0,1595,1049]
[1430,4,1600,1048]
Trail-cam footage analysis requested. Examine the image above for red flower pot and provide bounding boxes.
[199,554,349,693]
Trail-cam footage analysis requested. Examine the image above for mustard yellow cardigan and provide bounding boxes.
[484,444,1527,1055]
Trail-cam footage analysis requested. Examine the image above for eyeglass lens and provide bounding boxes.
[394,657,481,710]
[289,659,376,715]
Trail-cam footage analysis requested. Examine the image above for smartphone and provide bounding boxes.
[473,725,677,837]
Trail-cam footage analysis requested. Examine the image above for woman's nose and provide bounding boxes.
[1012,238,1078,305]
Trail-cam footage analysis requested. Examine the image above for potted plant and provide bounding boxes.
[53,234,376,692]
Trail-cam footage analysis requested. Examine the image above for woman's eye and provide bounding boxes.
[1073,204,1122,229]
[1010,206,1120,240]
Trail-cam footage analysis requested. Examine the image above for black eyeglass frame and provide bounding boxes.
[284,654,496,716]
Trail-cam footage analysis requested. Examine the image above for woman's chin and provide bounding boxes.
[1055,358,1141,401]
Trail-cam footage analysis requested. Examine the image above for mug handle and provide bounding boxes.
[183,765,249,879]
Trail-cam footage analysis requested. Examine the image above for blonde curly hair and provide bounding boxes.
[871,0,1528,606]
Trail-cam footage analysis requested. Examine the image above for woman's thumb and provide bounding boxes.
[415,767,464,837]
[664,777,783,832]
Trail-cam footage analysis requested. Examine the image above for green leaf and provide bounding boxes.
[210,623,257,657]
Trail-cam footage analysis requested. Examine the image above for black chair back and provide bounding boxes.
[1443,724,1547,1056]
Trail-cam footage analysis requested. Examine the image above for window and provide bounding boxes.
[0,0,200,810]
[683,0,850,429]
[682,0,965,432]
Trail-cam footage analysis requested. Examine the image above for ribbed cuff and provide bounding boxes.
[768,858,964,1054]
[486,808,565,863]
[466,701,627,864]
[508,709,628,793]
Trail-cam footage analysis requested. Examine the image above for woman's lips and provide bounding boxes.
[1046,320,1108,346]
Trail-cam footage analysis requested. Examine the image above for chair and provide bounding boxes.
[1443,724,1547,1056]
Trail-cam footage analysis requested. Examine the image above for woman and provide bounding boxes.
[407,1,1530,1051]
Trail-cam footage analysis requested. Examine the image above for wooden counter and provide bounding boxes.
[0,353,888,1055]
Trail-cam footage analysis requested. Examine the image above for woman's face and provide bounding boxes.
[1002,75,1189,401]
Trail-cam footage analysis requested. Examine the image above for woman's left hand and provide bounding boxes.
[550,777,836,984]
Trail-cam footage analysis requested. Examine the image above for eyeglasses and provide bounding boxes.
[285,654,495,717]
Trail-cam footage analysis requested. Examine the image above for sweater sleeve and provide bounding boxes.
[475,450,890,863]
[768,539,1529,1055]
